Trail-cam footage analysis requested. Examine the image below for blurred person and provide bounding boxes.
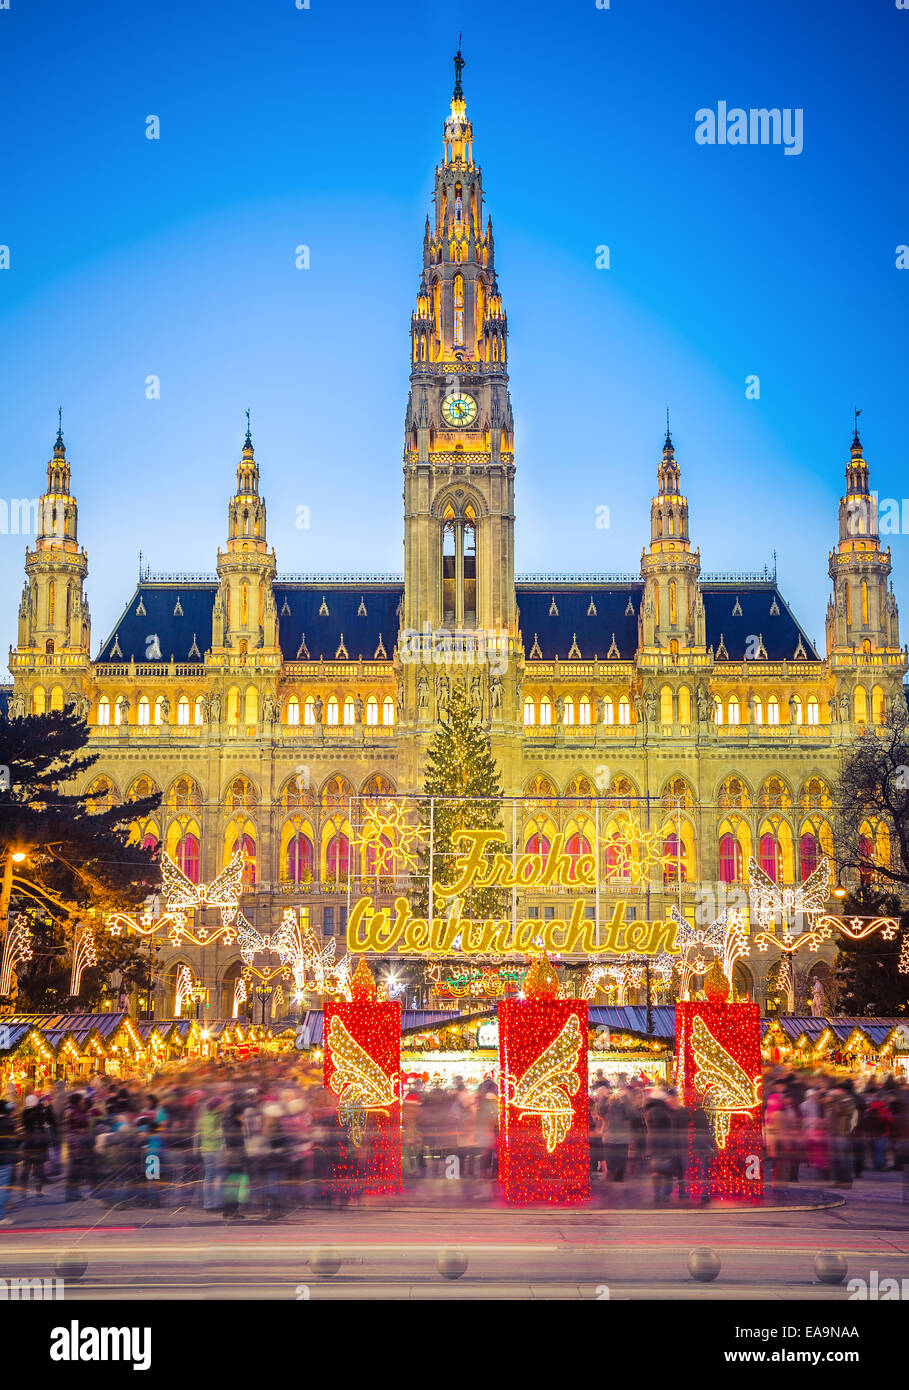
[801,1083,831,1181]
[643,1087,675,1205]
[0,1098,20,1224]
[64,1093,95,1202]
[765,1084,798,1189]
[688,1092,716,1205]
[825,1083,858,1187]
[221,1101,249,1221]
[603,1088,632,1183]
[473,1080,498,1181]
[21,1093,53,1197]
[195,1096,225,1211]
[865,1087,894,1172]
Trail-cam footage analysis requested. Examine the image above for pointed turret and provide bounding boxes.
[639,418,704,652]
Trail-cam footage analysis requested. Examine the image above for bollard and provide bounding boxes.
[687,1247,721,1282]
[310,1248,342,1278]
[437,1249,469,1280]
[814,1251,848,1285]
[54,1252,87,1281]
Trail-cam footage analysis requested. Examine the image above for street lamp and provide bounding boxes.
[0,848,27,932]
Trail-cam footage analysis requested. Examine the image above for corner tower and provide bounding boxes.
[639,420,705,654]
[402,48,517,652]
[212,418,278,656]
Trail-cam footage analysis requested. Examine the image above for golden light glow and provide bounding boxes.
[690,1014,761,1149]
[502,1013,583,1154]
[327,1014,399,1147]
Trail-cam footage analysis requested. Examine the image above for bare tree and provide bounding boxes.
[833,705,909,896]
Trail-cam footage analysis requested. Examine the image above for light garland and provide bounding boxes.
[0,913,32,996]
[353,802,423,877]
[747,856,829,931]
[69,924,97,996]
[323,1000,402,1194]
[675,1001,763,1201]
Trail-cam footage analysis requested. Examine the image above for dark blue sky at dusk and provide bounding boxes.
[0,0,907,659]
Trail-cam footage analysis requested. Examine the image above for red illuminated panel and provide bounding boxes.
[675,1001,763,1201]
[497,999,589,1204]
[323,1000,402,1195]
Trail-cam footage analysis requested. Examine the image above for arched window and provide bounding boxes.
[861,580,869,625]
[854,687,868,725]
[719,833,742,884]
[239,833,256,887]
[663,832,687,884]
[176,833,200,884]
[49,685,63,712]
[366,696,378,726]
[154,696,165,726]
[714,698,723,725]
[115,696,128,725]
[244,686,258,725]
[579,695,591,726]
[660,685,673,725]
[751,696,762,725]
[304,696,315,725]
[97,696,110,726]
[240,582,249,626]
[365,834,393,879]
[564,832,592,883]
[858,831,874,887]
[137,696,150,726]
[728,695,739,726]
[177,696,189,726]
[453,273,464,346]
[563,695,574,726]
[759,833,778,882]
[800,833,818,879]
[382,696,395,725]
[618,695,630,726]
[872,685,885,724]
[602,695,614,725]
[523,696,535,726]
[525,832,551,862]
[227,687,240,724]
[539,696,552,727]
[343,696,356,726]
[806,694,819,726]
[678,687,691,724]
[669,581,677,626]
[226,776,258,811]
[326,696,339,726]
[767,695,779,726]
[286,832,313,885]
[326,831,349,881]
[791,694,802,725]
[286,696,299,726]
[194,695,205,725]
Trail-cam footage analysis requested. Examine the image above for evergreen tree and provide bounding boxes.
[0,710,160,1008]
[414,682,507,919]
[833,886,909,1016]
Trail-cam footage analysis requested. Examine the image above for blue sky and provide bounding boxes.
[1,0,907,659]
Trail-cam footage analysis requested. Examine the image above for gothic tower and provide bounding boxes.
[402,50,517,659]
[212,419,278,658]
[639,421,705,654]
[12,418,91,714]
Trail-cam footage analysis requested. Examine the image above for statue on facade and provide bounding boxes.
[263,694,276,725]
[470,672,482,714]
[437,674,449,721]
[9,690,25,720]
[210,692,221,723]
[491,676,503,716]
[644,689,657,723]
[696,684,709,722]
[810,977,825,1018]
[160,695,171,724]
[417,668,429,712]
[355,693,364,723]
[633,692,643,723]
[314,694,324,724]
[839,691,850,722]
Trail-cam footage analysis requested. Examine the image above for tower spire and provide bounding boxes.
[56,406,64,452]
[453,36,465,101]
[244,407,252,451]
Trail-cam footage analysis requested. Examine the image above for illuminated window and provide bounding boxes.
[678,687,690,723]
[791,694,802,725]
[767,694,779,725]
[872,685,885,724]
[618,695,630,726]
[760,833,778,882]
[97,696,110,726]
[800,833,818,879]
[523,696,535,726]
[806,694,819,726]
[714,698,723,725]
[563,695,574,726]
[227,687,240,724]
[662,832,687,884]
[728,695,739,726]
[719,834,742,884]
[138,696,150,726]
[854,687,868,725]
[286,832,313,885]
[177,696,189,725]
[539,695,552,726]
[48,581,55,626]
[366,696,378,726]
[660,685,673,725]
[154,695,165,726]
[244,686,258,725]
[304,696,315,725]
[453,274,464,346]
[669,581,677,625]
[751,696,762,725]
[861,580,869,625]
[343,696,356,726]
[115,697,127,725]
[326,831,349,880]
[602,695,614,725]
[565,832,591,881]
[176,834,200,884]
[240,582,249,626]
[579,695,591,726]
[287,696,299,726]
[194,695,205,725]
[326,696,339,726]
[382,696,395,725]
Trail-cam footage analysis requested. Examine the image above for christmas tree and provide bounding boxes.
[414,681,508,920]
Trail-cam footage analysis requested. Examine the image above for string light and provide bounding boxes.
[676,1001,763,1201]
[323,1000,402,1194]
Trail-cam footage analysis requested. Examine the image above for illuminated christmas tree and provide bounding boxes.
[414,681,507,920]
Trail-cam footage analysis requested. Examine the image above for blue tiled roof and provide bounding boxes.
[516,585,642,661]
[587,1004,677,1042]
[702,584,819,660]
[97,585,216,663]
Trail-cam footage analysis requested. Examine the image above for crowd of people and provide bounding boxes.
[0,1060,906,1221]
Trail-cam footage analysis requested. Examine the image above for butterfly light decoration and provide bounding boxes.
[747,856,830,933]
[160,846,247,930]
[689,1014,761,1149]
[501,1012,584,1153]
[326,1014,400,1146]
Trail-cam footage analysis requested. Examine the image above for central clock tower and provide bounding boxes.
[402,49,517,660]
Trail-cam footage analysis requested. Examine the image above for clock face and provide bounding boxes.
[441,392,478,427]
